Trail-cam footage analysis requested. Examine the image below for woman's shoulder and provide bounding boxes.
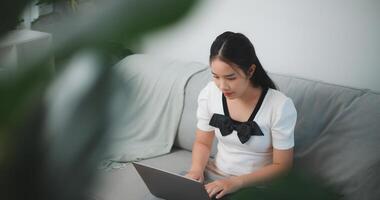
[198,81,221,104]
[266,88,295,108]
[266,88,297,119]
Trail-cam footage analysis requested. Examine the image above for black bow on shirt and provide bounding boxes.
[209,113,264,144]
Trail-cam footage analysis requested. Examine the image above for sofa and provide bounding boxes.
[90,54,380,200]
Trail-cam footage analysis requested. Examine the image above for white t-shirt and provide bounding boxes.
[196,81,297,176]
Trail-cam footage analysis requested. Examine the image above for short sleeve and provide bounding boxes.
[196,83,215,132]
[271,98,297,150]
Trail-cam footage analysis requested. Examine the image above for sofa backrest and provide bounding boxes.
[175,68,218,155]
[175,68,380,200]
[270,73,380,200]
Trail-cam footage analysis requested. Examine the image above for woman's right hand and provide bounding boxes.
[185,170,204,183]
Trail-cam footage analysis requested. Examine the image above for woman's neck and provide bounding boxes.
[234,85,262,105]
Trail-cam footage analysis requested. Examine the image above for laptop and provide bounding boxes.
[133,162,215,200]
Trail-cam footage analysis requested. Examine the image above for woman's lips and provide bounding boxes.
[223,92,233,96]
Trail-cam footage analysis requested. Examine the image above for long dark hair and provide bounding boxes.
[209,31,277,90]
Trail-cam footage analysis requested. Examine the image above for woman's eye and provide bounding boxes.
[227,77,236,80]
[213,76,219,79]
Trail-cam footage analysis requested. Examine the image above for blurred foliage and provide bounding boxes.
[0,0,30,36]
[0,0,198,200]
[229,170,342,200]
[37,0,59,4]
[37,0,80,12]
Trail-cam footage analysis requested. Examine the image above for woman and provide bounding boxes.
[185,31,297,199]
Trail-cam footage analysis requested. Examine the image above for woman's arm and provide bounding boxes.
[238,148,293,186]
[186,128,215,182]
[206,148,293,199]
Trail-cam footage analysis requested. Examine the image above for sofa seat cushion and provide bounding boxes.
[91,149,193,200]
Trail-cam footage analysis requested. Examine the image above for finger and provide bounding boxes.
[184,175,195,180]
[205,185,212,194]
[209,186,222,198]
[215,190,225,199]
[195,176,203,182]
[186,174,200,181]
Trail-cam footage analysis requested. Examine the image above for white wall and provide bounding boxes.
[141,0,380,92]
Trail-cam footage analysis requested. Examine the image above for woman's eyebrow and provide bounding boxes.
[212,72,236,77]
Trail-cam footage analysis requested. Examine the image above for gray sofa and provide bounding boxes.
[91,55,380,200]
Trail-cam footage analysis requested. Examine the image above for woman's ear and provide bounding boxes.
[248,64,256,78]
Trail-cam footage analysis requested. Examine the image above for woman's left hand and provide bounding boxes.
[205,177,243,199]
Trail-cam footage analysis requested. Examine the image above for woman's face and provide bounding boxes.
[210,58,253,99]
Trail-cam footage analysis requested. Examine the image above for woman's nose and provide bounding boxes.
[219,80,229,90]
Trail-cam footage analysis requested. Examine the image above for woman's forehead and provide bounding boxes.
[211,59,244,76]
[211,59,233,70]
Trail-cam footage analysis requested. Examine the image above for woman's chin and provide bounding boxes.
[225,95,236,99]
